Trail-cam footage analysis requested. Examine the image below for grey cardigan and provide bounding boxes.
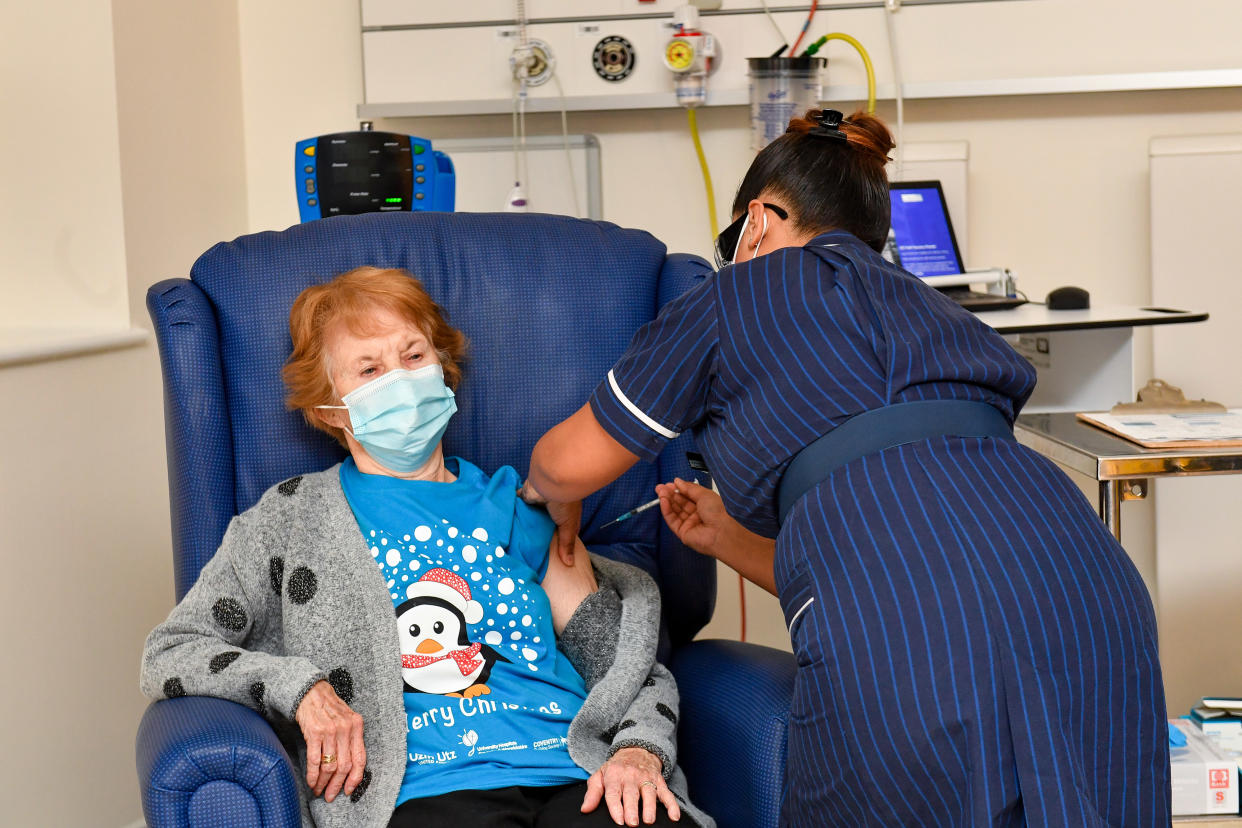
[141,467,713,828]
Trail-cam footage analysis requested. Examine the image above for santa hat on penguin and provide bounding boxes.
[407,568,484,624]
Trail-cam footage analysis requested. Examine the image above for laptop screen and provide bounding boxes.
[888,181,965,277]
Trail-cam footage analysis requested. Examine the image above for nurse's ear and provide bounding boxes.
[736,199,770,263]
[746,199,768,246]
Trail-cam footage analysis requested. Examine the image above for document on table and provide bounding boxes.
[1077,410,1242,448]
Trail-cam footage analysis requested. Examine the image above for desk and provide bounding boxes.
[1015,412,1242,539]
[974,304,1208,335]
[975,305,1208,413]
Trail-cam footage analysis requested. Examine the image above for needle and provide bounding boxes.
[600,497,662,529]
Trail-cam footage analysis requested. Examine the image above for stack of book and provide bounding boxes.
[1191,697,1242,755]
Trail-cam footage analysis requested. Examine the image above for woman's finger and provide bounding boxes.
[672,477,712,503]
[315,736,337,797]
[604,778,625,825]
[657,495,683,532]
[324,724,351,802]
[581,769,605,813]
[304,729,323,790]
[344,712,367,796]
[640,780,658,825]
[622,777,642,827]
[655,779,682,822]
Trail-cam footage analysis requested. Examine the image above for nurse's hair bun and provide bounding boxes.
[732,108,897,252]
[786,109,894,166]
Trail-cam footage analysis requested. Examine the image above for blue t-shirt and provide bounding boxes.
[340,457,590,804]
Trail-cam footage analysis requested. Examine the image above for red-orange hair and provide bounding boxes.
[283,266,468,446]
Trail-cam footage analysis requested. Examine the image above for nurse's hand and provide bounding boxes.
[657,478,779,595]
[655,478,736,558]
[546,498,583,564]
[582,747,681,825]
[542,535,598,634]
[519,481,582,565]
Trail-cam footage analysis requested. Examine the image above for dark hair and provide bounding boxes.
[731,109,895,252]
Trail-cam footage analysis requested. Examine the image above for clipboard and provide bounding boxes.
[1076,410,1242,449]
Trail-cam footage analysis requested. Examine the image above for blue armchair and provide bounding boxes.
[137,212,796,827]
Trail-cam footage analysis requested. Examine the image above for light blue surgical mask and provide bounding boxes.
[319,364,457,473]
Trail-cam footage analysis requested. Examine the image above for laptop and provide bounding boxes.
[886,180,1026,311]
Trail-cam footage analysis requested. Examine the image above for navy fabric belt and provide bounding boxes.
[776,400,1016,525]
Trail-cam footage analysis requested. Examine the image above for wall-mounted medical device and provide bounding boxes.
[295,131,455,223]
[663,5,717,108]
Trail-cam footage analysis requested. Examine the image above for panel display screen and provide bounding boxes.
[315,132,413,216]
[888,182,965,278]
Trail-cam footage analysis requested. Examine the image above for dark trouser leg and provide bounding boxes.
[532,780,693,828]
[388,786,530,828]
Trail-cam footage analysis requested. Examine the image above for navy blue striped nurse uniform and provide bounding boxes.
[588,231,1169,827]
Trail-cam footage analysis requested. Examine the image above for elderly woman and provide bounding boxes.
[141,266,710,828]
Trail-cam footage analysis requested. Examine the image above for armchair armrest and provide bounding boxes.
[136,697,301,828]
[671,639,796,828]
[147,278,237,602]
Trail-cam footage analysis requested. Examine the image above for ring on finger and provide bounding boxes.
[641,781,656,789]
[321,753,337,765]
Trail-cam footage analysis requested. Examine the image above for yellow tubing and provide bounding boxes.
[686,108,719,239]
[808,32,877,115]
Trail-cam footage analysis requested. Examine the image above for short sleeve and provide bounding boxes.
[510,499,556,581]
[588,276,719,463]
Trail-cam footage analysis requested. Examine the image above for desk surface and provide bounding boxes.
[1015,412,1242,480]
[976,304,1208,334]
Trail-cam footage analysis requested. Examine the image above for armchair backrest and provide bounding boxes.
[148,212,715,649]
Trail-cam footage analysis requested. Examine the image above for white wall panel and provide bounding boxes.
[1150,135,1242,716]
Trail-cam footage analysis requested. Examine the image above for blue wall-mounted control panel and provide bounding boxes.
[295,131,455,223]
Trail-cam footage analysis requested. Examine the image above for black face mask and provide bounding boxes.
[713,203,788,269]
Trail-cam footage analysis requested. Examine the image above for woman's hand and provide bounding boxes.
[655,478,736,559]
[541,535,599,634]
[582,747,681,825]
[295,680,367,803]
[657,477,779,595]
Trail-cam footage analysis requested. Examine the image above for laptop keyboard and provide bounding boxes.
[939,287,1027,312]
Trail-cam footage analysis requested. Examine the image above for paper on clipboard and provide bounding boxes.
[1077,410,1242,448]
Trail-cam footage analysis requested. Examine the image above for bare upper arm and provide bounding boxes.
[541,535,599,634]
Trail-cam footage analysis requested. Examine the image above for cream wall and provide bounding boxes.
[0,2,129,330]
[0,2,249,826]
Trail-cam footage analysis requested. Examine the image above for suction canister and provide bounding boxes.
[748,56,827,150]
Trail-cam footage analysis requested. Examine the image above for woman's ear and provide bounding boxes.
[745,199,768,251]
[314,405,348,432]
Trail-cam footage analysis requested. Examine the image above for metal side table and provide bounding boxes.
[1015,412,1242,540]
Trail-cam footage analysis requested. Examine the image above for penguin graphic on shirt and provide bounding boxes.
[396,568,509,698]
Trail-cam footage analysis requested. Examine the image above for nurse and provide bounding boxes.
[523,109,1170,825]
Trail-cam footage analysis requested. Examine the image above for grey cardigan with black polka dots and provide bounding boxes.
[140,467,713,828]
